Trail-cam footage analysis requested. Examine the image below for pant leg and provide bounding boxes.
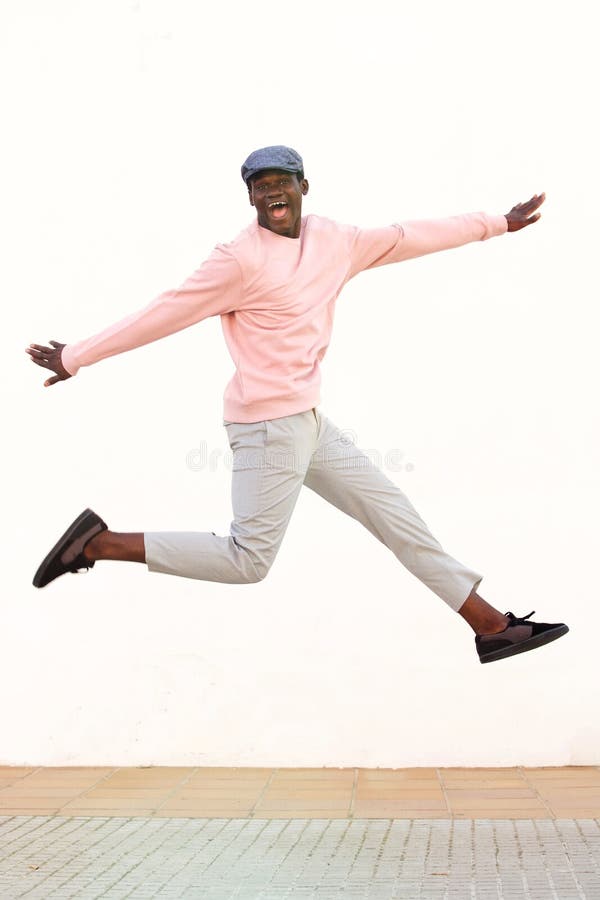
[303,410,482,611]
[144,410,318,583]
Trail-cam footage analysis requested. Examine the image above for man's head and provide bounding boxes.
[241,145,309,239]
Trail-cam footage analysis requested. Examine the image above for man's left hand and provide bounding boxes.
[505,193,545,232]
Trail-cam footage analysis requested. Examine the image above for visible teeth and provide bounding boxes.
[268,202,287,208]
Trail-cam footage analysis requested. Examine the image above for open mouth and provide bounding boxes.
[268,201,288,220]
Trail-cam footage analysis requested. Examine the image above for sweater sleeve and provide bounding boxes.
[346,212,508,280]
[61,244,243,376]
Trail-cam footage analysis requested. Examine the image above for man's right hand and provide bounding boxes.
[25,341,72,387]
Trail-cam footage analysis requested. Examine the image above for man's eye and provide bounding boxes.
[255,179,289,194]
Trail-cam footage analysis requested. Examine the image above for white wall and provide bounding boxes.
[2,0,598,766]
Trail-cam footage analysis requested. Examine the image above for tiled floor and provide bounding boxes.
[2,816,599,899]
[1,766,599,819]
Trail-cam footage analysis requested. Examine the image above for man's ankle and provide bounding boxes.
[83,531,108,562]
[476,614,509,636]
[458,590,509,635]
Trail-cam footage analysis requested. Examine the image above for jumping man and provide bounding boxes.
[26,145,568,664]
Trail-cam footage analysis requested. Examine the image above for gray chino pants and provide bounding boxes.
[144,407,482,611]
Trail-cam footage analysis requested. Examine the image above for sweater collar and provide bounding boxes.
[255,216,308,243]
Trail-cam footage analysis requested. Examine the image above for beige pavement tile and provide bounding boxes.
[170,789,263,801]
[357,777,441,787]
[447,797,547,811]
[0,768,38,778]
[526,777,600,788]
[192,768,273,777]
[153,809,254,818]
[0,778,47,789]
[268,779,352,789]
[356,789,444,799]
[61,808,155,817]
[355,798,447,812]
[452,810,551,819]
[0,808,60,816]
[263,789,351,801]
[549,808,600,817]
[104,771,191,781]
[158,795,254,806]
[250,810,351,819]
[523,767,600,776]
[101,773,187,780]
[354,807,449,819]
[255,798,350,811]
[59,797,161,811]
[26,768,114,777]
[98,781,188,791]
[272,769,353,780]
[185,776,269,787]
[110,767,194,777]
[358,769,439,780]
[80,788,172,800]
[540,791,600,806]
[16,776,111,788]
[441,780,527,790]
[445,790,538,801]
[440,769,521,779]
[0,796,65,809]
[0,787,88,799]
[157,800,253,812]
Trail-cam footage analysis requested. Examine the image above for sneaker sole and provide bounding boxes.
[32,508,103,588]
[479,624,569,663]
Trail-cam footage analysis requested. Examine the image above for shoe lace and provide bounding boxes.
[506,610,535,624]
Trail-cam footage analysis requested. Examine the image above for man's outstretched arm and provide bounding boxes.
[346,192,546,277]
[26,244,243,387]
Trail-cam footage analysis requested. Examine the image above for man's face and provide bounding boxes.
[248,169,309,239]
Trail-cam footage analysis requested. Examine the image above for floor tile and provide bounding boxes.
[79,788,172,800]
[185,776,269,786]
[157,797,253,809]
[439,768,521,779]
[356,787,444,797]
[447,796,547,810]
[2,817,598,895]
[254,798,350,811]
[0,807,60,815]
[548,807,600,817]
[0,767,598,821]
[440,779,527,789]
[358,768,439,780]
[0,787,87,798]
[170,789,263,801]
[354,798,447,811]
[59,797,161,810]
[452,809,551,819]
[0,767,37,778]
[444,789,538,800]
[0,796,64,808]
[353,807,449,818]
[59,807,156,816]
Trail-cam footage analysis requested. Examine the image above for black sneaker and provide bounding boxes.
[33,508,108,588]
[475,611,569,664]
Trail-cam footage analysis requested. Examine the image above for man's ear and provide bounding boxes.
[248,187,255,207]
[300,178,309,196]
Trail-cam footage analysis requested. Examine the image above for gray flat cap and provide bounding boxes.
[241,145,304,184]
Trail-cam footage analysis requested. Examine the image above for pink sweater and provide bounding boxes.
[61,212,508,422]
